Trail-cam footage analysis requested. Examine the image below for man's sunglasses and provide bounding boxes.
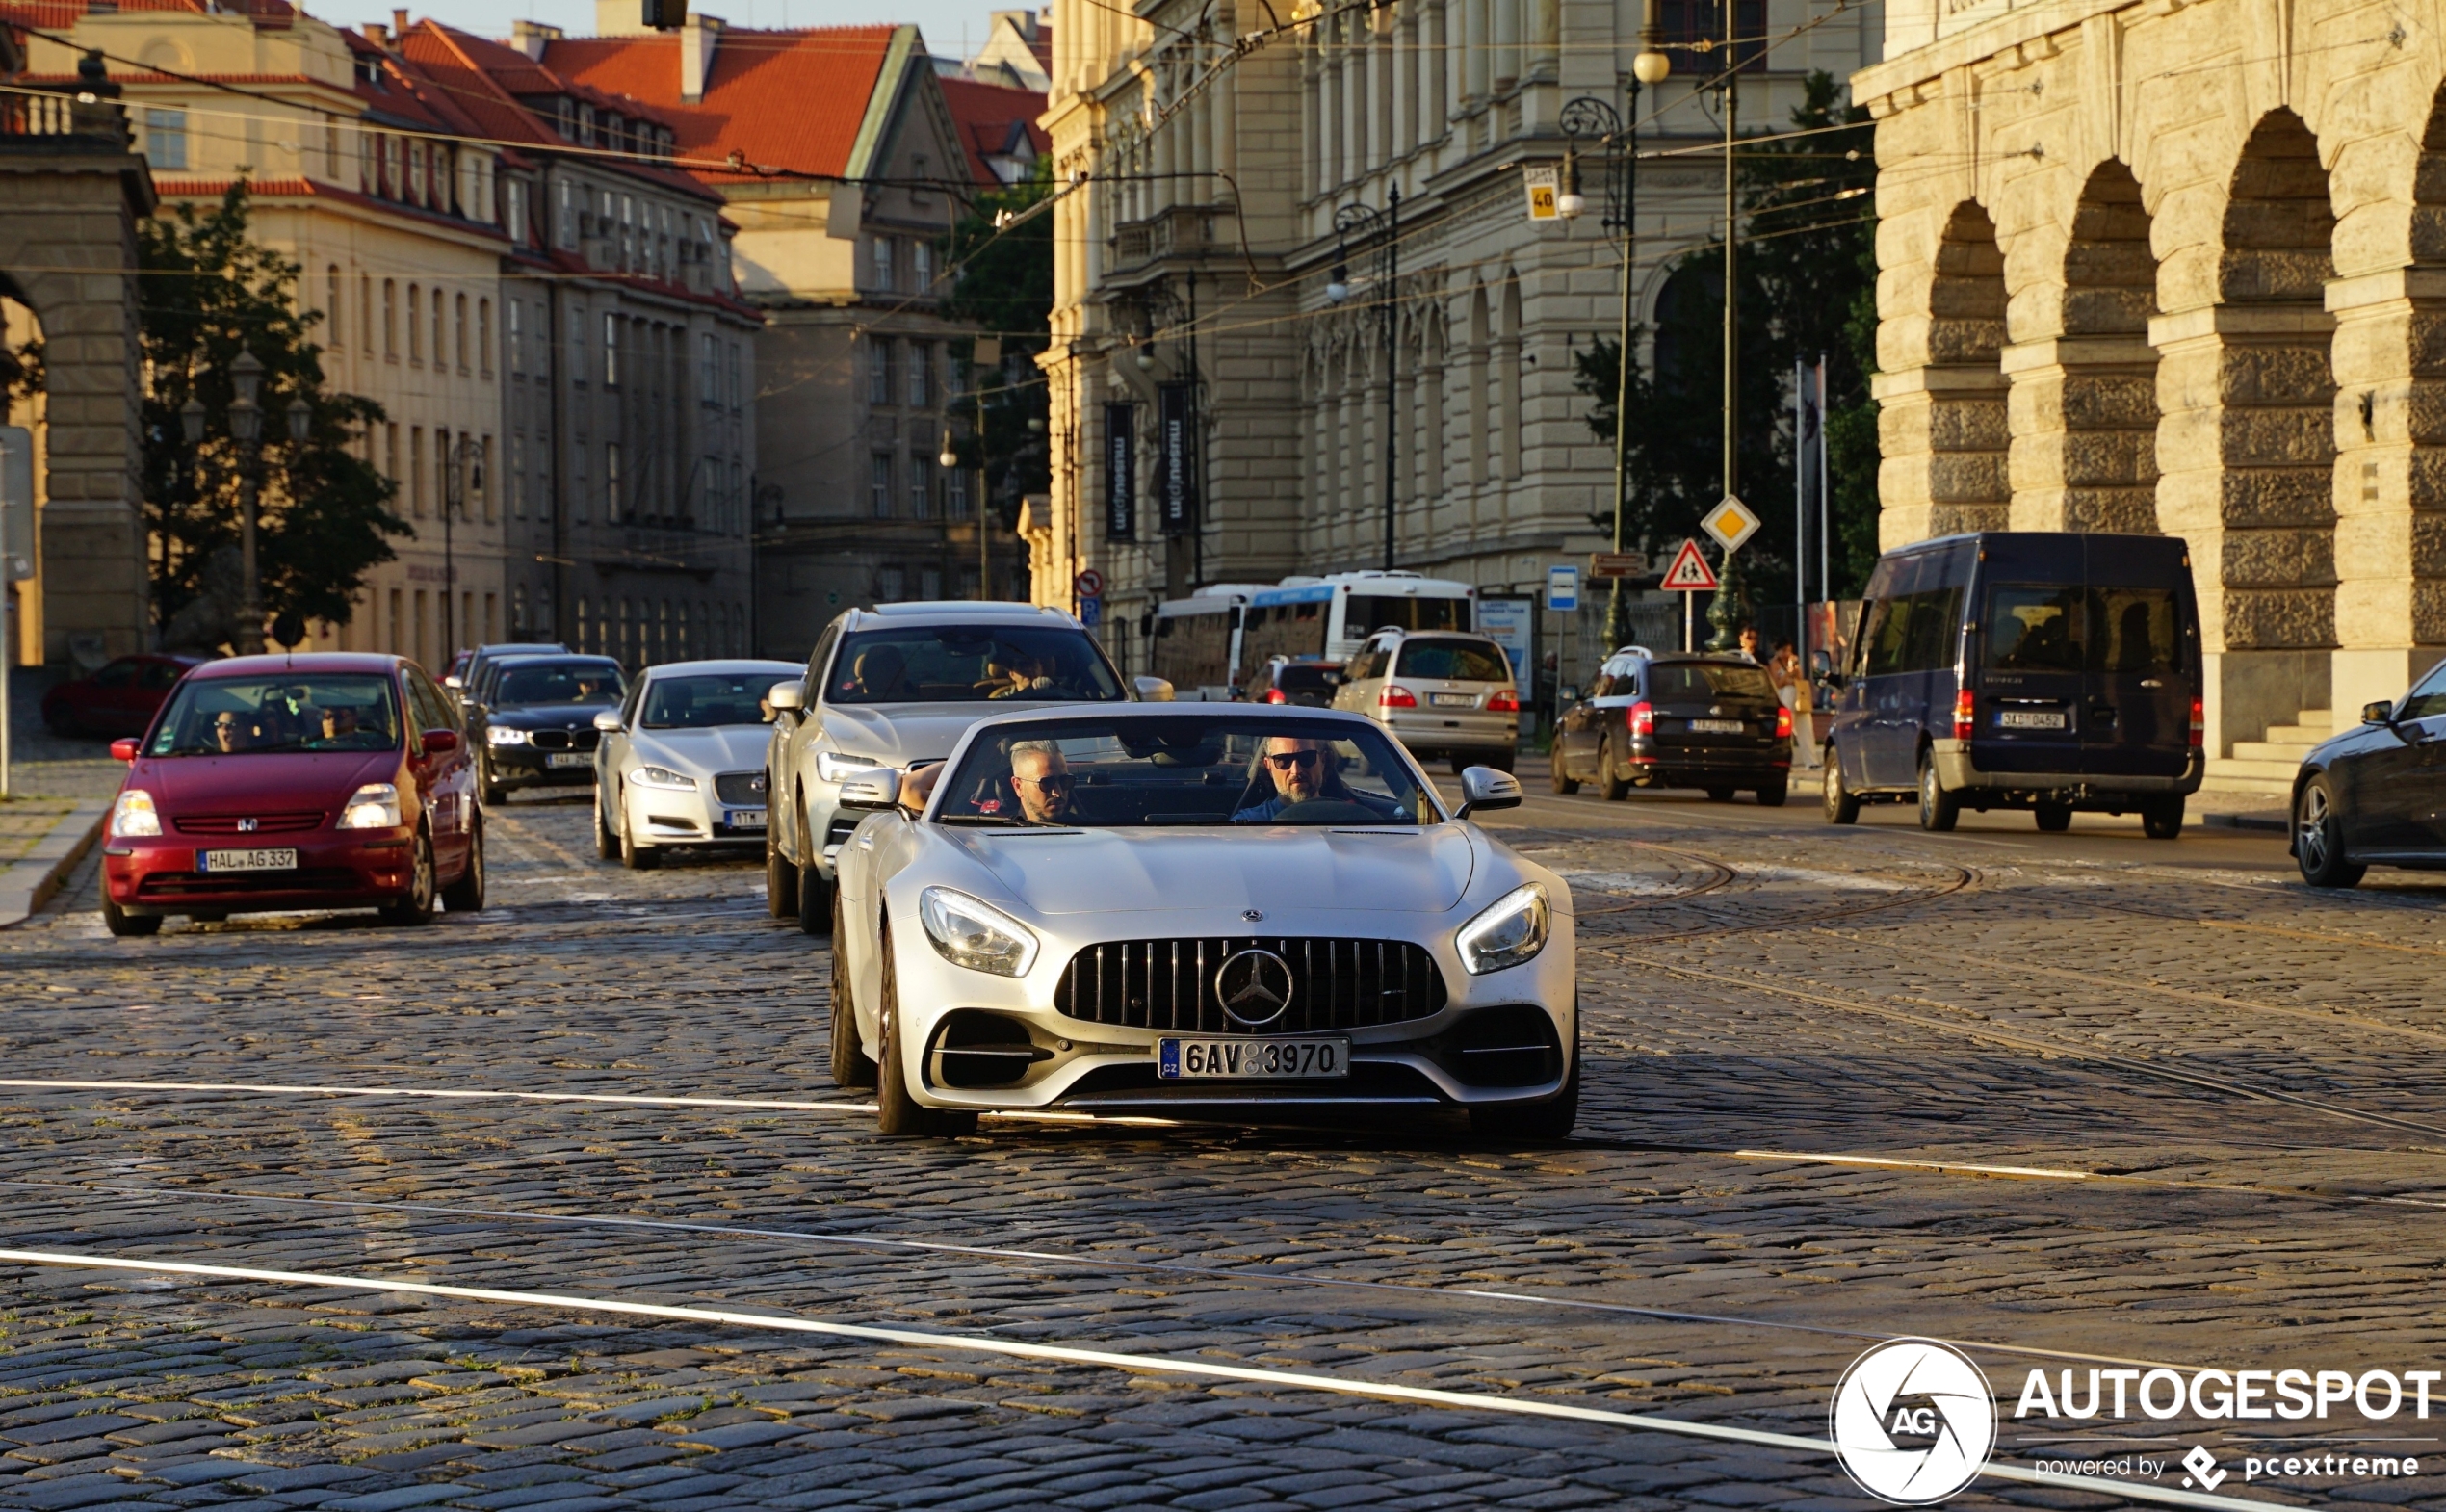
[1263,750,1324,770]
[1015,773,1074,792]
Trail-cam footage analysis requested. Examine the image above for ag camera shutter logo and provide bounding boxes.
[1830,1339,1997,1504]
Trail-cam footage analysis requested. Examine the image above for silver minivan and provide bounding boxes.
[1332,629,1520,772]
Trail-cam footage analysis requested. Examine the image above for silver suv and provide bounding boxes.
[1330,628,1520,772]
[762,602,1146,932]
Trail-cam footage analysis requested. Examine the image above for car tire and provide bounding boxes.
[2295,776,2365,888]
[1481,748,1516,774]
[1823,748,1861,825]
[2034,802,2073,833]
[1599,741,1629,802]
[1469,1020,1579,1140]
[1755,778,1788,808]
[767,814,799,920]
[441,816,486,911]
[1705,787,1736,803]
[874,928,976,1137]
[595,794,619,861]
[798,817,834,937]
[480,758,505,809]
[2142,795,2185,840]
[829,890,876,1088]
[378,827,438,925]
[619,818,660,870]
[1548,751,1579,795]
[1916,752,1960,832]
[101,895,160,937]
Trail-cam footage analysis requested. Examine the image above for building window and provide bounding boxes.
[876,566,905,602]
[947,465,969,520]
[908,341,931,407]
[572,441,589,522]
[508,300,523,376]
[605,442,622,520]
[914,240,932,292]
[478,299,492,377]
[382,280,398,358]
[509,433,525,520]
[432,295,445,375]
[384,423,399,496]
[513,583,530,639]
[909,454,931,518]
[603,315,619,387]
[325,265,343,349]
[870,454,893,517]
[143,108,187,170]
[456,293,470,372]
[700,333,718,404]
[406,285,422,363]
[507,179,528,246]
[729,460,743,534]
[326,120,343,179]
[361,274,374,351]
[477,435,493,522]
[868,339,892,406]
[410,426,426,518]
[409,139,428,205]
[386,135,403,198]
[557,179,576,248]
[870,236,894,291]
[570,307,587,387]
[730,341,744,411]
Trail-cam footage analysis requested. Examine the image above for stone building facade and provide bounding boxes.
[1037,0,1881,681]
[1858,0,2446,792]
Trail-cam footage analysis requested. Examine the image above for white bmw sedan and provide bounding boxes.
[593,659,802,869]
[829,704,1576,1138]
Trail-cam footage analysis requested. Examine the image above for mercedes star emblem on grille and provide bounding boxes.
[1214,948,1294,1027]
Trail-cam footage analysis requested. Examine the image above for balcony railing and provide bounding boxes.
[0,56,134,150]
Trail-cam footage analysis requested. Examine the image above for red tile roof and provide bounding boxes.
[541,25,899,182]
[937,75,1046,185]
[0,0,295,29]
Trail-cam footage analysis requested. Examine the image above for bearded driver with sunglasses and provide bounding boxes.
[1231,736,1407,823]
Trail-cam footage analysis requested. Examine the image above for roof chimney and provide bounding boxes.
[361,20,386,46]
[679,13,719,103]
[510,18,562,61]
[390,9,408,40]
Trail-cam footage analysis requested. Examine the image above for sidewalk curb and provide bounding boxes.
[0,799,109,928]
[2202,808,2288,834]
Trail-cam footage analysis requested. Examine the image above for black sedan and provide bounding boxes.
[2293,658,2446,886]
[1551,651,1793,805]
[474,655,628,803]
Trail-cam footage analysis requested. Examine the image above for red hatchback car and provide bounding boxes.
[100,652,483,936]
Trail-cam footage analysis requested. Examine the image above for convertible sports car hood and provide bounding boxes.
[960,825,1477,914]
[631,724,770,775]
[820,703,1042,769]
[141,749,399,811]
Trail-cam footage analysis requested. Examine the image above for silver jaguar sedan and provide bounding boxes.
[828,704,1576,1138]
[592,659,802,869]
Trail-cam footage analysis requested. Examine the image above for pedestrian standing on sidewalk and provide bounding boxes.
[1769,639,1818,769]
[1736,626,1763,665]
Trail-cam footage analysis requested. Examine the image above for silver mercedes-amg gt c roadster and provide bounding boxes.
[827,703,1576,1137]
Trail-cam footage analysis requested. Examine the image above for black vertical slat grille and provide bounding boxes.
[1054,938,1447,1034]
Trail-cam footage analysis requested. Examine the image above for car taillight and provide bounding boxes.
[1776,704,1793,739]
[1953,690,1976,741]
[1264,689,1287,704]
[2189,695,2204,748]
[1379,684,1417,709]
[1628,700,1654,737]
[1487,688,1519,713]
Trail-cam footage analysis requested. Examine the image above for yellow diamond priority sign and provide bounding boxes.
[1702,495,1760,554]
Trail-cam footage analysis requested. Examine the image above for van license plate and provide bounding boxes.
[1998,710,2068,730]
[198,848,297,873]
[1689,718,1743,734]
[1430,693,1476,708]
[1158,1037,1348,1080]
[547,752,591,768]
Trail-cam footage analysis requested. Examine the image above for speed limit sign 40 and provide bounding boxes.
[1074,569,1105,599]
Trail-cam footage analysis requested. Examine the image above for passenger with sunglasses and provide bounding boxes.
[1232,735,1405,823]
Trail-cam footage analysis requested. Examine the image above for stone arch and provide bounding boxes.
[1884,200,2009,543]
[2154,107,2338,754]
[2011,160,2161,534]
[1466,280,1491,490]
[1498,272,1523,482]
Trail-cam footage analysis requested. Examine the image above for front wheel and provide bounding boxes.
[2296,776,2365,888]
[619,822,659,870]
[874,930,976,1137]
[101,894,160,938]
[440,816,486,911]
[378,827,438,925]
[594,792,618,861]
[829,892,876,1087]
[2142,795,2185,840]
[1823,747,1861,825]
[1916,753,1960,833]
[767,818,799,920]
[1549,748,1580,795]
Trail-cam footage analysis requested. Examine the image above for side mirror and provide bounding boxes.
[1810,650,1834,676]
[1133,676,1176,702]
[1455,766,1522,820]
[1559,685,1580,704]
[421,728,461,756]
[1322,669,1344,687]
[110,738,140,763]
[2363,700,2396,725]
[593,710,624,733]
[838,769,901,808]
[768,681,804,713]
[442,674,464,691]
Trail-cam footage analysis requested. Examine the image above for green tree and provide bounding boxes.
[140,181,403,640]
[943,162,1054,521]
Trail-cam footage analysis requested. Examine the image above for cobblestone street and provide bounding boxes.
[4,769,2443,1510]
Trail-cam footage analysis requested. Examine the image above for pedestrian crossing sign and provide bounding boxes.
[1661,538,1718,591]
[1702,495,1761,554]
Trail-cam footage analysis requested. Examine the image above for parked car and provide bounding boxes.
[2291,656,2446,887]
[97,652,481,935]
[592,658,800,869]
[1330,629,1520,772]
[828,703,1574,1137]
[1254,656,1343,707]
[474,654,628,803]
[41,654,209,737]
[765,601,1151,935]
[1821,532,2204,836]
[1552,649,1793,803]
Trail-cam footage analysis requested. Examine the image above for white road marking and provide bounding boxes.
[0,1078,877,1114]
[0,1246,2276,1512]
[1734,1149,2095,1180]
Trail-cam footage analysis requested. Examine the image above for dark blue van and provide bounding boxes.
[1821,533,2204,837]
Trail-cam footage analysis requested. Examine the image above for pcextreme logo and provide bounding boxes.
[1830,1339,1998,1504]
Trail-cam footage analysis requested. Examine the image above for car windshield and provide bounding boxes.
[1274,664,1338,694]
[1394,638,1511,682]
[938,717,1439,828]
[826,625,1124,705]
[641,673,777,728]
[495,660,626,708]
[1648,663,1777,699]
[147,674,402,757]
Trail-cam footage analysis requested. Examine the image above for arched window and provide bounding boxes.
[325,265,343,349]
[455,293,469,372]
[478,299,492,377]
[382,279,398,358]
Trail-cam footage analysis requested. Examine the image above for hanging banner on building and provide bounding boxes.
[1158,382,1197,537]
[1104,402,1136,541]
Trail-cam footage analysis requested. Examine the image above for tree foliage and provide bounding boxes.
[139,182,404,639]
[943,162,1055,521]
[1573,71,1881,604]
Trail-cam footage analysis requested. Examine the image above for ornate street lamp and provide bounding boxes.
[227,350,265,655]
[1328,189,1400,571]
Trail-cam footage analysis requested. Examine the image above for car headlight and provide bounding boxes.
[818,750,888,783]
[633,766,697,791]
[485,726,530,746]
[918,886,1040,978]
[1456,882,1549,975]
[110,789,161,838]
[338,783,403,829]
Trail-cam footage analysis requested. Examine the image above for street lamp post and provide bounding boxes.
[227,351,265,655]
[441,432,473,663]
[1327,188,1400,573]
